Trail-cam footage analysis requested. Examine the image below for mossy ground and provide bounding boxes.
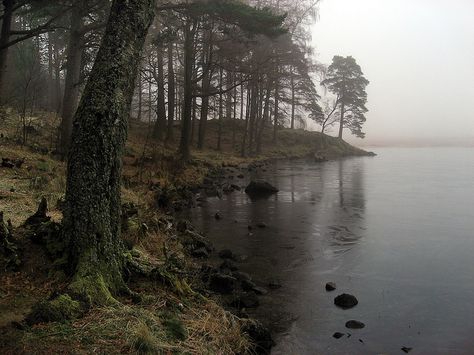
[0,110,369,353]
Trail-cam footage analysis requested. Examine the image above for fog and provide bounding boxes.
[312,0,474,146]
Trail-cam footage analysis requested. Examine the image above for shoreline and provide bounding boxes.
[0,114,373,353]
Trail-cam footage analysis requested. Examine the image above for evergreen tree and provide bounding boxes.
[321,55,369,139]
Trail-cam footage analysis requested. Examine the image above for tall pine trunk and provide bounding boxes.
[59,3,85,158]
[63,0,154,304]
[153,46,166,140]
[178,19,196,161]
[197,28,213,150]
[338,101,345,139]
[166,40,175,143]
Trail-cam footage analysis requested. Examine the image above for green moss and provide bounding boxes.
[68,273,118,307]
[27,295,82,324]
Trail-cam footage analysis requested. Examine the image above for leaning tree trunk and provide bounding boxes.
[62,0,154,305]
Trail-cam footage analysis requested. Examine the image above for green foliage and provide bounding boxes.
[189,0,287,38]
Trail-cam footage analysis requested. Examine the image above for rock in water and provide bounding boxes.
[401,346,413,353]
[345,320,365,329]
[325,282,337,291]
[209,273,237,294]
[245,180,278,196]
[333,332,345,339]
[334,293,358,309]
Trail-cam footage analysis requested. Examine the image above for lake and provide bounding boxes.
[186,147,474,354]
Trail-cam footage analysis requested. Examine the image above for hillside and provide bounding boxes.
[0,110,372,353]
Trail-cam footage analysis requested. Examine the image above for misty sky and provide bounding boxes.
[312,0,474,145]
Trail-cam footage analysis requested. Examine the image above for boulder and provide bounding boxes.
[219,249,235,260]
[191,247,209,258]
[209,273,237,294]
[245,180,278,196]
[220,259,238,271]
[334,293,358,309]
[231,292,259,309]
[242,321,274,352]
[325,282,337,291]
[241,279,257,291]
[232,271,252,282]
[333,332,345,339]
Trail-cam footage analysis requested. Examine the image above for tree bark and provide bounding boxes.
[338,101,344,139]
[166,40,175,143]
[217,67,224,150]
[0,0,14,105]
[153,46,166,140]
[273,77,279,143]
[63,0,154,304]
[178,19,196,161]
[290,67,296,129]
[197,28,213,150]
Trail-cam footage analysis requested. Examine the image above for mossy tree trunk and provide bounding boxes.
[63,0,154,305]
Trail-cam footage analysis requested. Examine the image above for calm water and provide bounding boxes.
[187,148,474,354]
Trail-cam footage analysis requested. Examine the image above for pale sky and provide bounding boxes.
[311,0,474,146]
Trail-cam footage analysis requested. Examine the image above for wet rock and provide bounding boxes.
[232,271,252,282]
[345,320,365,329]
[333,332,345,339]
[252,286,268,295]
[241,279,257,291]
[268,281,282,290]
[219,249,243,261]
[209,273,237,294]
[182,230,214,253]
[191,247,209,258]
[245,180,278,195]
[231,184,241,191]
[257,222,267,229]
[220,259,238,271]
[215,212,222,220]
[176,219,192,233]
[231,292,259,309]
[325,282,336,291]
[401,347,413,353]
[334,293,358,309]
[242,321,274,353]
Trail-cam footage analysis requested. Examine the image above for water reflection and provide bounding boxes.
[186,149,474,354]
[185,158,368,349]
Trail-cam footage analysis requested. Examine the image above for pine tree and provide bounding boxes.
[321,55,369,139]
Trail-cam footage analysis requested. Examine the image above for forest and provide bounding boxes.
[0,0,370,353]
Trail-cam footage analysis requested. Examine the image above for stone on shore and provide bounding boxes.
[245,180,278,196]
